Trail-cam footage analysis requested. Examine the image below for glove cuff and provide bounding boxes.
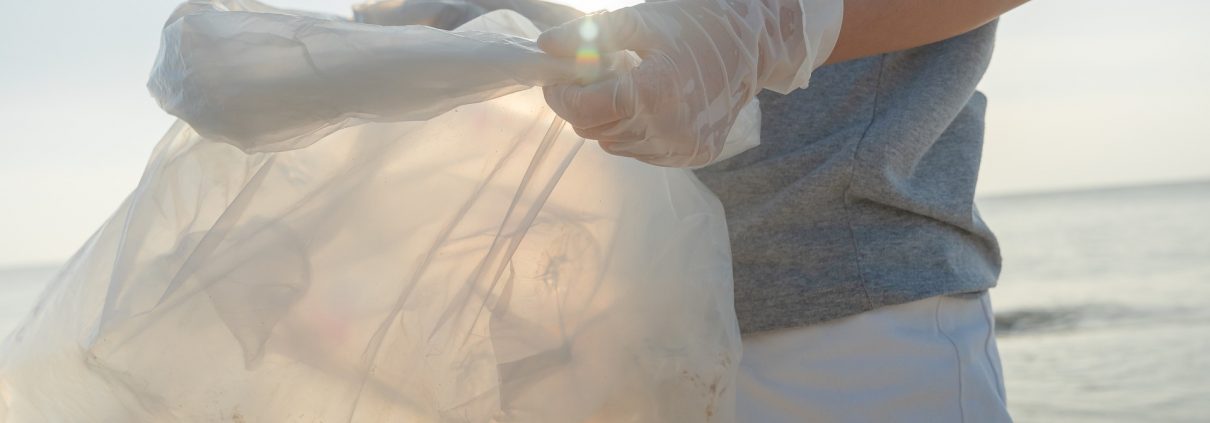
[763,0,844,94]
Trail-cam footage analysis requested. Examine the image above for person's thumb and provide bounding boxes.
[536,7,649,57]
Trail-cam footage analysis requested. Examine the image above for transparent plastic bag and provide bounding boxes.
[0,2,751,422]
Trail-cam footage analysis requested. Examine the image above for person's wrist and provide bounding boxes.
[799,0,845,69]
[757,0,844,94]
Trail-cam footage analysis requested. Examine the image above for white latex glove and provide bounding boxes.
[537,0,842,167]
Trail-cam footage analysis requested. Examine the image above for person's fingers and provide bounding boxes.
[542,75,637,129]
[598,140,699,168]
[597,139,646,158]
[638,154,699,168]
[537,6,650,57]
[575,119,645,143]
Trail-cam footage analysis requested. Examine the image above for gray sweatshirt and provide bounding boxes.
[695,22,1002,334]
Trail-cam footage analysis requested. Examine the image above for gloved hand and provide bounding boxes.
[537,0,842,167]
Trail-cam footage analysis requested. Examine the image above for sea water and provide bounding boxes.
[2,181,1208,421]
[981,181,1210,422]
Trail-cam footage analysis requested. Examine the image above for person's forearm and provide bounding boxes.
[824,0,1028,65]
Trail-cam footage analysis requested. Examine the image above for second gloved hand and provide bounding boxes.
[537,0,842,167]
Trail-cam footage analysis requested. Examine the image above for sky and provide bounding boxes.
[1,0,1208,266]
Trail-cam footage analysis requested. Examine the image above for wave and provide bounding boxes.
[995,304,1135,335]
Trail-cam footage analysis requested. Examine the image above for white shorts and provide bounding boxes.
[736,293,1012,423]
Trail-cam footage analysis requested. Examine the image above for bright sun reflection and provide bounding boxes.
[574,17,602,80]
[554,0,641,12]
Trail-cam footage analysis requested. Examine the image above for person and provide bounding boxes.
[538,0,1030,421]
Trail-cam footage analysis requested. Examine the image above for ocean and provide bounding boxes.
[980,181,1210,422]
[2,181,1208,421]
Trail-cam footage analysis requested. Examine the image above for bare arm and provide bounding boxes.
[824,0,1029,65]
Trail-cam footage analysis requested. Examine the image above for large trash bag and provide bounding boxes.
[0,1,754,421]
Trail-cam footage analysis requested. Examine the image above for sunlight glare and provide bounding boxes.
[554,0,641,12]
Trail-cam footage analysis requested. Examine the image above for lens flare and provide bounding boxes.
[578,19,600,41]
[576,47,601,65]
[574,17,602,81]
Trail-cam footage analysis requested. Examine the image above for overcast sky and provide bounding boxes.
[1,0,1208,266]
